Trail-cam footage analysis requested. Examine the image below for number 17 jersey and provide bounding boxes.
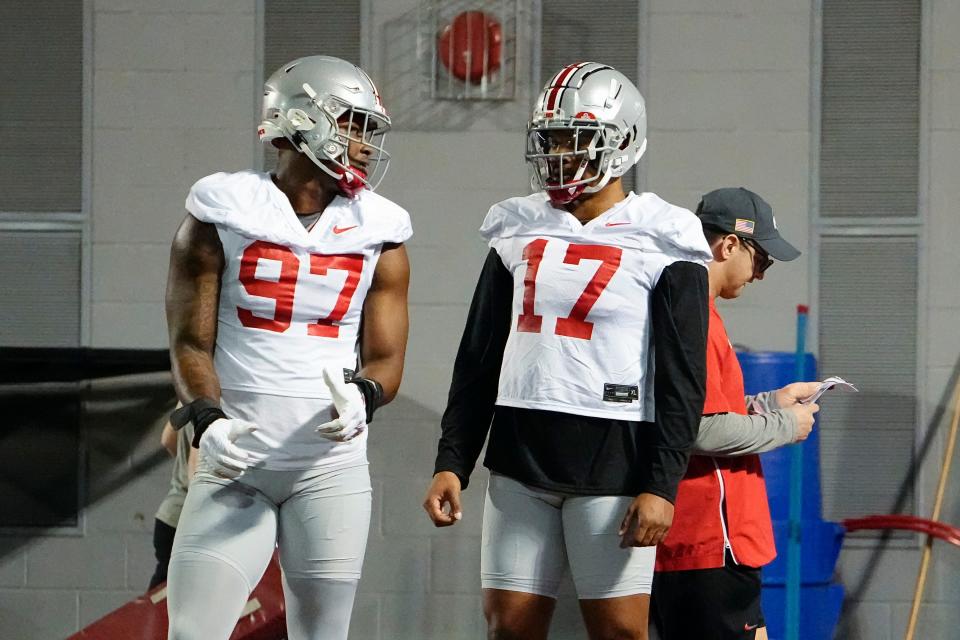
[482,192,711,422]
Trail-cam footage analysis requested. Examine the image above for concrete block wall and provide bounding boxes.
[644,0,813,352]
[89,0,258,348]
[4,0,959,638]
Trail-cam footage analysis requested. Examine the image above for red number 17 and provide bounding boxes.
[516,239,622,340]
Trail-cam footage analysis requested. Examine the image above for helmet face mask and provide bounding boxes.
[526,122,620,202]
[525,62,647,205]
[259,56,391,196]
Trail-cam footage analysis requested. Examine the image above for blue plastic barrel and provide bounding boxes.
[737,351,822,521]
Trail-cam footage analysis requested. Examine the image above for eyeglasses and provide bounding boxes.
[742,238,774,275]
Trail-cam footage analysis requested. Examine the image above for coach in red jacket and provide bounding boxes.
[652,188,821,640]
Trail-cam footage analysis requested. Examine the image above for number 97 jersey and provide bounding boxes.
[482,192,711,421]
[185,171,412,399]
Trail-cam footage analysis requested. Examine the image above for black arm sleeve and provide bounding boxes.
[643,261,709,502]
[433,248,513,490]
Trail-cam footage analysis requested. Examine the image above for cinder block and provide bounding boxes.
[183,72,256,129]
[646,131,809,199]
[93,70,138,130]
[931,0,960,70]
[125,531,158,591]
[407,245,488,306]
[182,128,257,179]
[834,600,892,640]
[923,366,953,417]
[91,301,168,348]
[401,308,467,401]
[348,593,381,640]
[429,534,481,594]
[836,547,921,604]
[390,362,457,415]
[381,133,527,194]
[0,545,26,587]
[91,182,187,245]
[927,544,960,604]
[93,128,188,189]
[367,419,441,480]
[381,476,486,538]
[931,72,960,131]
[891,601,960,640]
[378,189,495,250]
[360,535,429,594]
[183,13,256,71]
[926,309,960,369]
[380,593,486,640]
[648,13,810,72]
[647,70,809,132]
[723,304,799,352]
[648,0,809,14]
[186,0,256,13]
[85,468,169,534]
[0,589,78,640]
[95,12,186,71]
[404,305,472,374]
[91,243,170,303]
[114,71,200,129]
[26,534,127,589]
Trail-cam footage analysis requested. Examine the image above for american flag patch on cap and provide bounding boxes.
[734,218,755,234]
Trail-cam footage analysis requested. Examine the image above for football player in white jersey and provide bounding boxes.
[164,56,410,640]
[423,62,712,639]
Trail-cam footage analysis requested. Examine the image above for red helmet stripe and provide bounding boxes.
[545,62,588,111]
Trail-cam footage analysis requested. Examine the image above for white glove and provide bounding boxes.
[197,418,264,479]
[316,367,367,442]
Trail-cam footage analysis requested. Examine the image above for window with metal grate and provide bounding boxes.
[817,0,921,529]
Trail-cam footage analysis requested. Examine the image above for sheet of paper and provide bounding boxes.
[800,375,858,404]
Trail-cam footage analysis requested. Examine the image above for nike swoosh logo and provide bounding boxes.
[744,623,761,631]
[333,225,358,234]
[605,221,630,227]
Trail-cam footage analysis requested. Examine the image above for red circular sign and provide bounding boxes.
[438,11,502,84]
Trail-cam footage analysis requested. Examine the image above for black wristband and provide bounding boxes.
[345,372,384,424]
[170,397,227,448]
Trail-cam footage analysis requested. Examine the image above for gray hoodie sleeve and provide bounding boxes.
[693,391,798,456]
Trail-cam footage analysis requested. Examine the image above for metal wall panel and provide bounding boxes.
[0,1,83,212]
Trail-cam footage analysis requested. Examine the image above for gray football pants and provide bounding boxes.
[166,463,372,640]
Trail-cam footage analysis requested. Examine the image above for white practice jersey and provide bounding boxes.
[185,171,412,469]
[482,192,711,421]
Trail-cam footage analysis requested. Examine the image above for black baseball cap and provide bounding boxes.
[695,187,801,261]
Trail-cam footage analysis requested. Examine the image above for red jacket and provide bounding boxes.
[655,298,777,571]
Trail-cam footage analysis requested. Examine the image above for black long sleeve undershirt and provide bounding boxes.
[433,249,513,489]
[645,261,709,502]
[433,250,708,500]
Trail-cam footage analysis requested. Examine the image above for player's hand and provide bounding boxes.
[316,367,367,442]
[775,381,822,407]
[784,402,819,443]
[619,492,674,548]
[422,471,463,527]
[198,418,264,479]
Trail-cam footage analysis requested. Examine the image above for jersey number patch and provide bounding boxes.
[517,238,622,340]
[237,240,363,338]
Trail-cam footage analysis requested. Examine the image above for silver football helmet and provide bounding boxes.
[526,62,647,205]
[259,56,390,196]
